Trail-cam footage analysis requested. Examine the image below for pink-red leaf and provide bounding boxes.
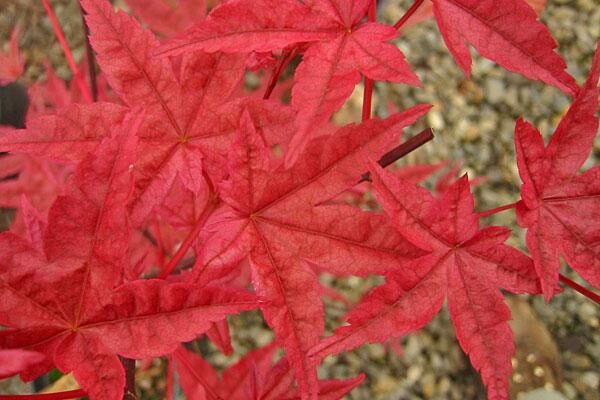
[515,43,600,300]
[432,0,577,95]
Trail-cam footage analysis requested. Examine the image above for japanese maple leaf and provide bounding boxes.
[174,343,364,400]
[514,43,600,300]
[431,0,577,95]
[311,164,541,400]
[74,0,295,226]
[193,105,430,398]
[397,0,546,32]
[0,102,129,162]
[157,0,420,165]
[0,112,258,400]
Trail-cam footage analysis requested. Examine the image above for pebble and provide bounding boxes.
[485,78,505,104]
[580,372,599,390]
[519,388,568,400]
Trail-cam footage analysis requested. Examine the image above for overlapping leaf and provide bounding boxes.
[432,0,577,95]
[515,44,600,300]
[311,164,541,400]
[0,112,258,399]
[193,105,430,398]
[174,343,364,400]
[158,0,419,165]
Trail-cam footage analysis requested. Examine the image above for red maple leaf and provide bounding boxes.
[311,164,541,400]
[174,342,364,400]
[157,0,420,165]
[192,105,429,397]
[431,0,577,95]
[515,44,600,300]
[397,0,546,32]
[73,0,295,226]
[0,112,257,400]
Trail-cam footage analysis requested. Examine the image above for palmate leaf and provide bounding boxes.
[311,164,541,400]
[515,43,600,300]
[157,0,419,166]
[432,0,578,95]
[51,0,294,227]
[174,343,364,400]
[193,105,430,398]
[0,112,258,400]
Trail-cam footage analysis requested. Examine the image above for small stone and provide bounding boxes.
[485,78,505,104]
[437,377,451,394]
[567,354,592,369]
[562,382,578,399]
[581,372,599,390]
[519,388,567,400]
[420,373,436,397]
[577,302,596,322]
[406,365,423,383]
[404,335,422,363]
[428,109,445,130]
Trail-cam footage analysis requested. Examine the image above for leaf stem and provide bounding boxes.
[0,390,87,400]
[477,202,518,218]
[559,274,600,305]
[41,0,93,103]
[159,194,219,279]
[393,0,426,30]
[360,127,434,182]
[263,47,297,100]
[361,1,377,121]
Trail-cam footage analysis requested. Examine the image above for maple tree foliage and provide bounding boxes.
[515,45,600,300]
[0,0,598,399]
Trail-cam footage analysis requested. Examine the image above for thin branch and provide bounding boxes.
[559,274,600,305]
[41,0,93,103]
[120,357,137,400]
[0,390,87,400]
[477,202,518,218]
[360,128,434,182]
[394,0,426,30]
[263,47,297,100]
[159,195,219,279]
[361,0,377,121]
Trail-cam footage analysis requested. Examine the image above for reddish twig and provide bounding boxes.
[159,195,219,279]
[559,274,600,305]
[477,202,518,218]
[41,0,93,103]
[120,357,137,400]
[263,47,297,100]
[361,1,377,121]
[360,128,434,182]
[0,390,87,400]
[394,0,426,30]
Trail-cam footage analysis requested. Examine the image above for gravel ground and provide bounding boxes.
[1,1,598,399]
